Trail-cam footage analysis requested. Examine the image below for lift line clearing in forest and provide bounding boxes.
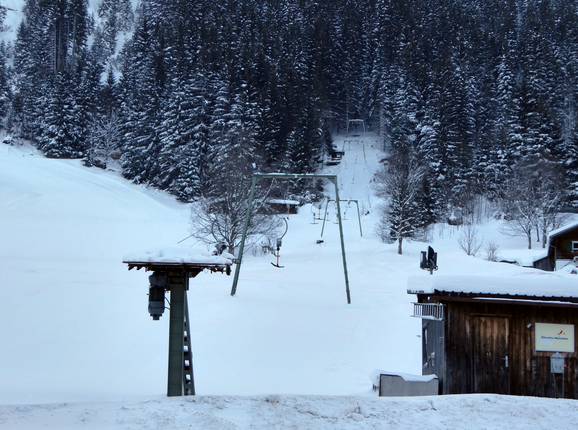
[320,199,363,238]
[230,173,352,304]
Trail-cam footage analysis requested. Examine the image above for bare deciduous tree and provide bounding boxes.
[500,158,565,249]
[191,148,281,255]
[458,223,483,256]
[85,112,121,168]
[190,171,281,256]
[535,180,566,248]
[502,194,537,249]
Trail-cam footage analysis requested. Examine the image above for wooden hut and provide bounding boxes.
[532,221,578,271]
[266,198,300,215]
[408,275,578,399]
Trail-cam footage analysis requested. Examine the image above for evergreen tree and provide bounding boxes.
[6,0,578,209]
[39,73,80,158]
[119,10,165,182]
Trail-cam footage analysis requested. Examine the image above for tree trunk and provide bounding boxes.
[55,6,67,74]
[397,237,403,255]
[527,232,532,250]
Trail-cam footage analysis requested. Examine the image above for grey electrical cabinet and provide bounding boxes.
[378,372,439,397]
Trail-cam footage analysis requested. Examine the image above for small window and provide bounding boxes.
[572,241,578,252]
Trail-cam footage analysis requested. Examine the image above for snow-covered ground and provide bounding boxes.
[2,394,578,429]
[0,1,24,42]
[2,136,578,426]
[0,143,190,404]
[1,1,107,43]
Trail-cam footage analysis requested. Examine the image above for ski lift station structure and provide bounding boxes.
[320,199,363,238]
[347,118,366,136]
[230,173,352,304]
[123,251,232,397]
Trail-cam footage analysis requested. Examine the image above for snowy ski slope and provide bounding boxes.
[2,137,578,428]
[0,135,543,406]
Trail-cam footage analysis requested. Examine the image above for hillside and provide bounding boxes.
[0,134,543,404]
[3,134,578,428]
[3,1,578,428]
[3,0,578,216]
[0,143,190,403]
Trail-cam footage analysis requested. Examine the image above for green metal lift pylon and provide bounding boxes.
[166,273,195,396]
[229,173,351,304]
[320,199,363,238]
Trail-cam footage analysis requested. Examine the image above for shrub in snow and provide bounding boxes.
[458,224,482,256]
[2,135,14,145]
[485,241,500,262]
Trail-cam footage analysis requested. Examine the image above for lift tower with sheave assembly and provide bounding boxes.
[123,252,232,397]
[230,173,352,304]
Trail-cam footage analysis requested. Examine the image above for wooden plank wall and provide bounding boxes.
[552,231,578,260]
[443,301,578,398]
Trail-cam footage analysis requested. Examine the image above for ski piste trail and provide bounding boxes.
[1,134,536,404]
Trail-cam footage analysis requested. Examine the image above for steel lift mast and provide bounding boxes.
[230,173,352,304]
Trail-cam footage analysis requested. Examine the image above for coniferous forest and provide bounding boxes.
[5,0,578,224]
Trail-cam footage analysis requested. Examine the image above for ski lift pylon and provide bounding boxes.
[346,119,366,136]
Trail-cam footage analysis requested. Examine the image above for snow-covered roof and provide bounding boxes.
[123,246,233,266]
[407,273,578,300]
[267,198,300,205]
[547,221,578,241]
[370,370,437,386]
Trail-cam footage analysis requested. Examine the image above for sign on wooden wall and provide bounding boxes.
[535,323,575,353]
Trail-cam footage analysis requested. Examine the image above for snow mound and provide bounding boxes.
[408,273,578,299]
[498,248,548,267]
[123,246,232,266]
[1,395,577,429]
[370,370,437,386]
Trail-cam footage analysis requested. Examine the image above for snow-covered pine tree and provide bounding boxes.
[257,77,284,168]
[416,107,444,221]
[377,148,425,255]
[0,42,11,124]
[560,45,578,207]
[118,9,165,183]
[156,74,212,201]
[39,73,80,158]
[13,0,54,140]
[441,58,475,212]
[5,0,578,209]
